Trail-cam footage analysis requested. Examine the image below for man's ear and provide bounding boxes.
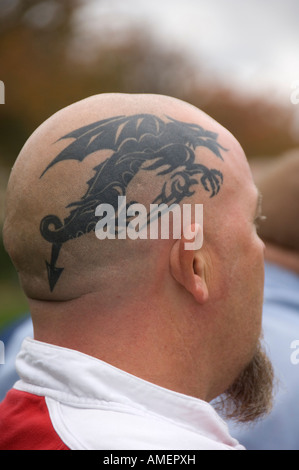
[169,224,209,304]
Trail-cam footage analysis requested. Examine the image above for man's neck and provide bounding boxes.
[30,293,210,402]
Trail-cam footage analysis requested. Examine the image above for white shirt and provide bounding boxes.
[14,337,244,450]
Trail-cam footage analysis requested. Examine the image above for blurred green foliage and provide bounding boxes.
[0,235,28,329]
[0,235,14,281]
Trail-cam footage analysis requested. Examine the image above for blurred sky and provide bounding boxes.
[74,0,299,104]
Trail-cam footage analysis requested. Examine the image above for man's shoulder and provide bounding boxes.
[0,387,243,450]
[0,389,69,450]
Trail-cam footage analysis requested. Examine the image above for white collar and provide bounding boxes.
[15,337,243,449]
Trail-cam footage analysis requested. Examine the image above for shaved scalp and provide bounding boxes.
[40,113,226,291]
[3,93,229,300]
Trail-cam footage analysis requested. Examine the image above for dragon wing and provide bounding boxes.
[40,114,165,177]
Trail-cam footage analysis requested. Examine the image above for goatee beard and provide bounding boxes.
[213,339,275,424]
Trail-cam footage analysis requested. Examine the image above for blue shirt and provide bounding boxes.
[0,315,33,401]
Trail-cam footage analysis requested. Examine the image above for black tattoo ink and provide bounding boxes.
[40,114,227,291]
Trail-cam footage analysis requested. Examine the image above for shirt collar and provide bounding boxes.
[15,337,242,448]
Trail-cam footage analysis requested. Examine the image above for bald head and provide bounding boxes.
[3,93,248,302]
[3,94,272,408]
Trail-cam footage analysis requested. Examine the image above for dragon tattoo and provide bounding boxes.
[40,114,227,291]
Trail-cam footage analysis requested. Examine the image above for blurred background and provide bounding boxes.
[1,0,299,329]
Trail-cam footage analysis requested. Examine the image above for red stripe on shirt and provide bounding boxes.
[0,389,69,450]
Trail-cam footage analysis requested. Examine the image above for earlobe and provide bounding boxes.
[192,256,209,304]
[169,225,209,305]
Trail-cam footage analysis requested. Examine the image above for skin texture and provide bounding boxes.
[3,93,273,418]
